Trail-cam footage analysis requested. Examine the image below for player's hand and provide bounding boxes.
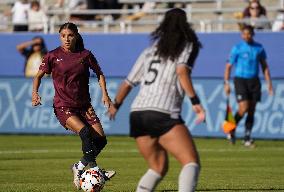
[32,91,41,106]
[224,83,230,96]
[192,104,206,125]
[268,84,274,96]
[108,105,118,120]
[102,94,112,109]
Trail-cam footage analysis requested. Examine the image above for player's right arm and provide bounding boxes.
[108,48,146,120]
[32,52,52,106]
[108,82,133,120]
[224,45,238,96]
[32,70,45,106]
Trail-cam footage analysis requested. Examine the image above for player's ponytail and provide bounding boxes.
[75,33,84,52]
[59,22,85,52]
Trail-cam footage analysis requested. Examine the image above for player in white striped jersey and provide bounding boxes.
[108,8,205,192]
[126,42,193,118]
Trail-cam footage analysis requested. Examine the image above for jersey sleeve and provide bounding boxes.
[88,52,103,78]
[176,44,194,69]
[228,46,238,65]
[39,52,52,74]
[126,49,146,87]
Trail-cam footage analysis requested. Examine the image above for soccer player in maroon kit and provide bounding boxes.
[31,22,115,190]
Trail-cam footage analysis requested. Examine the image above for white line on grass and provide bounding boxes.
[0,149,138,154]
[0,147,283,154]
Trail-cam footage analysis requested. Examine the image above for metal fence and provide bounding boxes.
[0,0,283,33]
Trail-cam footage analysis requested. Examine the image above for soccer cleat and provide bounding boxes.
[89,167,116,181]
[102,170,116,180]
[71,163,85,190]
[100,169,116,181]
[243,140,256,148]
[227,132,236,145]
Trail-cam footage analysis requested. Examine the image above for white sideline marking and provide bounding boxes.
[0,149,138,154]
[0,147,283,154]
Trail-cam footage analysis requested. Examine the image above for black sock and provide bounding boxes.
[234,112,243,125]
[244,114,254,141]
[79,126,99,162]
[80,157,88,167]
[92,136,107,156]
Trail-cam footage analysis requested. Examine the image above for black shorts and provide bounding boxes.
[130,110,184,138]
[234,77,261,102]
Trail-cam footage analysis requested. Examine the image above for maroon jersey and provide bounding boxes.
[39,47,102,108]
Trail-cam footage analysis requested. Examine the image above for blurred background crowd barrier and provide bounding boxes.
[1,0,284,33]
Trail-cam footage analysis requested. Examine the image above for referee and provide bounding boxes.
[224,25,273,147]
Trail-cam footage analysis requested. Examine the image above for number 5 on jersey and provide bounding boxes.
[145,60,161,85]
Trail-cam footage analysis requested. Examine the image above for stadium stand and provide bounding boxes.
[0,0,283,33]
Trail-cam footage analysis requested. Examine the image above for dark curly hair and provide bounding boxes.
[151,8,202,61]
[242,24,255,36]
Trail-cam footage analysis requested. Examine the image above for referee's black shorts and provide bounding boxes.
[234,77,261,102]
[130,110,184,138]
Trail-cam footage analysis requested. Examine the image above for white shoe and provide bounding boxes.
[226,133,236,145]
[71,163,84,190]
[103,170,116,180]
[90,167,116,181]
[243,140,256,148]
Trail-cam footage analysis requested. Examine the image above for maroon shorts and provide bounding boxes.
[53,105,100,128]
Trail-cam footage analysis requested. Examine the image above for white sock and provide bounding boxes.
[178,162,200,192]
[90,166,99,171]
[77,161,86,170]
[136,169,162,192]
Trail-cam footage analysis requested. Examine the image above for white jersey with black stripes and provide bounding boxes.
[126,43,194,118]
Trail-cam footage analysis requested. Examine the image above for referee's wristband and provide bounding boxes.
[224,80,229,84]
[190,95,200,105]
[113,99,122,110]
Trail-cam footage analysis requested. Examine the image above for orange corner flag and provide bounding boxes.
[222,98,236,134]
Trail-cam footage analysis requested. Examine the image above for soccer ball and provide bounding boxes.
[80,168,105,192]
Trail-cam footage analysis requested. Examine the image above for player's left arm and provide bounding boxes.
[88,52,113,108]
[96,73,111,107]
[176,65,206,124]
[260,59,274,95]
[32,70,45,106]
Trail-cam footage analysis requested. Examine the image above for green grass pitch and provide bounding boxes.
[0,135,283,192]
